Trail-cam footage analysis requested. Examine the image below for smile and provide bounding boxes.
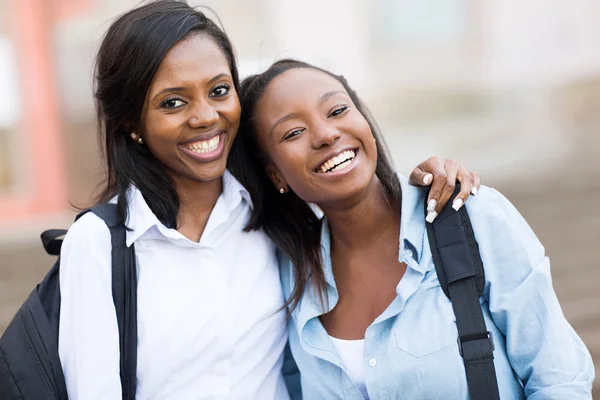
[316,149,357,173]
[180,135,220,153]
[179,131,226,162]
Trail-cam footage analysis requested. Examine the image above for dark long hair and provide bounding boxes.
[95,0,239,228]
[228,59,401,313]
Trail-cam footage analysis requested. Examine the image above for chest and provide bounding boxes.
[291,274,521,400]
[321,252,407,339]
[131,233,287,397]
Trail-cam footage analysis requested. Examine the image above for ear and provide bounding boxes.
[125,122,141,137]
[265,163,289,193]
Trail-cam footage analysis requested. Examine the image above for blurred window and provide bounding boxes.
[373,0,469,45]
[0,36,20,192]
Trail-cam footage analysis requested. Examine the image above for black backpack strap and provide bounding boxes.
[87,204,138,400]
[41,229,68,256]
[425,186,500,400]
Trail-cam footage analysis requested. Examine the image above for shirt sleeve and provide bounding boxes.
[58,212,122,400]
[466,187,595,399]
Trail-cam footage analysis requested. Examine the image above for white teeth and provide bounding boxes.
[183,135,220,154]
[318,149,356,173]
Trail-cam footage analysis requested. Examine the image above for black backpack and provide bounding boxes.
[426,186,500,400]
[0,204,138,400]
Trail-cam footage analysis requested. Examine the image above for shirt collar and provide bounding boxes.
[318,173,428,283]
[123,169,252,247]
[396,174,428,271]
[222,169,253,211]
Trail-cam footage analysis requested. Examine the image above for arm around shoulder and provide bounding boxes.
[466,187,594,399]
[58,212,123,399]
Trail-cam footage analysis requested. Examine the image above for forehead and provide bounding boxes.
[153,33,230,82]
[260,68,347,112]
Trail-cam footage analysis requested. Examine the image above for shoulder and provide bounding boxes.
[64,212,111,242]
[61,211,112,258]
[464,186,546,283]
[464,186,540,249]
[464,186,521,220]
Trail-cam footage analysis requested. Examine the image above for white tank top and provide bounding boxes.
[328,335,370,399]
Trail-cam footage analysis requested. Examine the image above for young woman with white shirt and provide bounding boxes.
[57,2,482,399]
[230,59,595,399]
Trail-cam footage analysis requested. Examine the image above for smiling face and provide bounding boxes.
[253,67,378,206]
[139,33,241,185]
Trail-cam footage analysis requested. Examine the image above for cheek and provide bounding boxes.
[220,96,241,131]
[272,145,316,194]
[141,115,185,163]
[143,112,181,143]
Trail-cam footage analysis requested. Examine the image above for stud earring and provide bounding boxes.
[130,133,143,144]
[279,188,285,194]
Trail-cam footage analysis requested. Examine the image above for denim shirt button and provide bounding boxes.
[368,358,377,367]
[404,249,413,260]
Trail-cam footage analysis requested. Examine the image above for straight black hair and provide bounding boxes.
[228,59,401,313]
[95,0,239,227]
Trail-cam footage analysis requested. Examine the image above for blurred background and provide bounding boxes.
[0,0,598,394]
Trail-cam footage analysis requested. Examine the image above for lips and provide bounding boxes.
[178,130,227,162]
[316,148,357,173]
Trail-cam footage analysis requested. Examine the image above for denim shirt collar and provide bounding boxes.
[317,174,428,279]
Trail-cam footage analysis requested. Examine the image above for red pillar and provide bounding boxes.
[0,0,67,223]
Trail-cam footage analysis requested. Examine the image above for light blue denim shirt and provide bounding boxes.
[279,175,594,399]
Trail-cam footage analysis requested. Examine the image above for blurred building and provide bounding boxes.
[1,0,600,222]
[0,0,598,393]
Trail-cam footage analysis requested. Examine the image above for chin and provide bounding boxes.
[181,160,228,183]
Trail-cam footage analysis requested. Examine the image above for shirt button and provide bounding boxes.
[369,358,377,367]
[404,249,413,259]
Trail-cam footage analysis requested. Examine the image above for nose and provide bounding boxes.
[188,100,219,129]
[311,123,340,149]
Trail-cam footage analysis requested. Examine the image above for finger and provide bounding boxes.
[453,166,475,211]
[435,162,459,214]
[471,172,481,195]
[408,166,434,186]
[425,167,447,223]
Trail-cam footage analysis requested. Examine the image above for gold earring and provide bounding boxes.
[279,188,285,194]
[130,132,143,144]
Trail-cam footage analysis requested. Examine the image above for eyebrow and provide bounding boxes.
[269,90,346,137]
[151,73,231,102]
[270,113,301,138]
[319,90,344,105]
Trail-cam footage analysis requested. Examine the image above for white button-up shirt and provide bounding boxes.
[58,171,290,399]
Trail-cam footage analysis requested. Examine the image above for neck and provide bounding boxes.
[319,176,400,252]
[171,172,223,242]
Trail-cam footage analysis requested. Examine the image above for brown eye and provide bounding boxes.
[209,83,230,97]
[328,105,348,117]
[161,98,185,109]
[283,128,305,141]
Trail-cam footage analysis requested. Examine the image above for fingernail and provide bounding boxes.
[423,174,433,185]
[471,187,478,196]
[427,199,437,213]
[452,198,464,211]
[426,211,438,223]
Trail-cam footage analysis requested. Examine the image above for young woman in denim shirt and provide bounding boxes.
[230,59,595,399]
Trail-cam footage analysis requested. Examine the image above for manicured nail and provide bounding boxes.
[471,187,478,196]
[426,211,438,223]
[423,174,433,185]
[452,198,464,211]
[427,199,437,213]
